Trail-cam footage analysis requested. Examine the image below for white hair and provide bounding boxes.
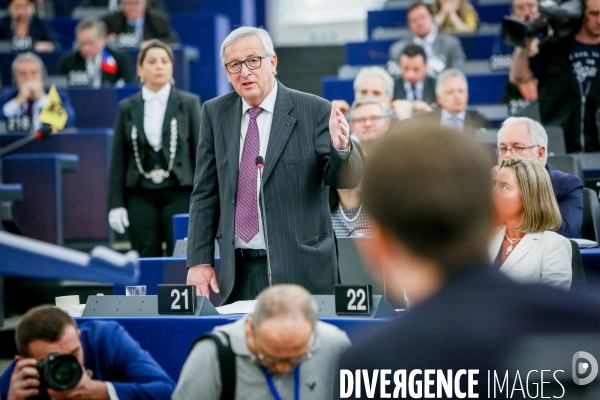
[220,26,275,65]
[12,52,46,81]
[435,68,468,96]
[252,284,318,330]
[353,66,394,98]
[497,117,548,162]
[349,96,393,121]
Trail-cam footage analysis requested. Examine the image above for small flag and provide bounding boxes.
[101,48,118,74]
[39,85,68,130]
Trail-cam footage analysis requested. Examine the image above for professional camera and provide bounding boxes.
[502,0,583,47]
[29,353,82,399]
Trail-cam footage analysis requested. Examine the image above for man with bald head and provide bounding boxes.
[174,284,351,400]
[496,117,583,238]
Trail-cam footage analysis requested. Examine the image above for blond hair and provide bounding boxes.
[499,157,561,232]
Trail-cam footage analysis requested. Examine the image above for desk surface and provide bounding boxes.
[78,314,397,381]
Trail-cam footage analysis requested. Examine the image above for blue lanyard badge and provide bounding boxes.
[260,365,299,400]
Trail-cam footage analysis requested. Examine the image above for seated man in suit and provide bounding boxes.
[338,123,600,398]
[415,68,490,134]
[388,2,466,77]
[335,66,394,116]
[0,0,60,52]
[60,17,134,88]
[174,285,351,400]
[392,44,436,120]
[496,117,583,238]
[0,52,76,131]
[0,305,175,400]
[103,0,179,49]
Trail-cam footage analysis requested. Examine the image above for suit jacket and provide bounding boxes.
[0,88,76,128]
[0,15,60,50]
[103,9,180,44]
[413,108,491,135]
[108,87,200,209]
[59,46,134,87]
[338,263,600,399]
[0,321,175,400]
[80,0,166,11]
[388,33,466,70]
[187,81,364,304]
[547,163,584,238]
[489,227,572,290]
[392,76,437,104]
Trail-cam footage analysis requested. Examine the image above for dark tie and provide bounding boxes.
[235,107,264,243]
[26,100,34,120]
[411,85,418,101]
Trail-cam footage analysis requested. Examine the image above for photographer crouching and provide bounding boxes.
[509,0,600,152]
[0,306,175,400]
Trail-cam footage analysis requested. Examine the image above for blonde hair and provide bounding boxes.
[499,157,561,232]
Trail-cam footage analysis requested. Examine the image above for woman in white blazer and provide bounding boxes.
[490,157,572,290]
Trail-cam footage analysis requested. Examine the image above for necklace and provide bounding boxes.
[131,118,177,184]
[339,203,362,223]
[505,233,523,255]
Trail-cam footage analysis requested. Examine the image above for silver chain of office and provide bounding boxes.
[131,118,177,184]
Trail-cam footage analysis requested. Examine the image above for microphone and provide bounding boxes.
[255,155,272,287]
[0,124,53,157]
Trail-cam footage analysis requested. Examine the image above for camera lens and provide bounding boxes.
[37,353,82,391]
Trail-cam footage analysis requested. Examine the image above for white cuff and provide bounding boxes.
[334,141,351,160]
[2,99,23,117]
[105,381,119,400]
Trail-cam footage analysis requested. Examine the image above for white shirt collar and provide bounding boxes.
[403,80,424,93]
[241,80,278,116]
[442,109,466,122]
[414,25,438,47]
[142,82,171,103]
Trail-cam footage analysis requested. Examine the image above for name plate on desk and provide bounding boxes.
[83,295,219,317]
[334,285,373,316]
[158,284,196,315]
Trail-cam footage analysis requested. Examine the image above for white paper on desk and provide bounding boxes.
[216,300,257,314]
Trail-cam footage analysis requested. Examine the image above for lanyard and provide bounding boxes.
[259,365,299,400]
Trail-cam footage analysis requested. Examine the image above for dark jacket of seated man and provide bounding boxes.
[103,9,180,46]
[0,317,175,400]
[0,15,60,51]
[59,45,135,88]
[547,163,584,238]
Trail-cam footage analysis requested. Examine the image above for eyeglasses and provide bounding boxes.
[353,115,387,125]
[256,350,314,367]
[494,144,539,156]
[224,55,269,74]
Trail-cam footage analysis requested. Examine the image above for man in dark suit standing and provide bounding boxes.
[338,123,600,399]
[186,26,363,304]
[103,0,179,49]
[60,17,134,88]
[414,68,490,134]
[496,117,583,238]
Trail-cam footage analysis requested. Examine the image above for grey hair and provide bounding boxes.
[220,26,275,65]
[353,66,394,98]
[251,284,318,330]
[497,117,548,162]
[12,52,46,81]
[76,16,107,37]
[435,68,468,96]
[349,96,393,121]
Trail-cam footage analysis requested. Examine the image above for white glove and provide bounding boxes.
[108,207,130,234]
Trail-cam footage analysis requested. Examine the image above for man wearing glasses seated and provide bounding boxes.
[495,117,584,238]
[173,285,351,400]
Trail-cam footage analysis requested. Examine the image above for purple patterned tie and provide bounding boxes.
[235,107,264,243]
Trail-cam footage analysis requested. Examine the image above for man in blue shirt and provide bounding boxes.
[0,305,174,400]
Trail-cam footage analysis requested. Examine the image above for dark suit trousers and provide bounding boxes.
[127,186,191,257]
[227,252,270,304]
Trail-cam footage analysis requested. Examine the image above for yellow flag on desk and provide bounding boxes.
[39,85,68,131]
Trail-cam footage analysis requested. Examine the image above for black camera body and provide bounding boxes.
[29,353,82,399]
[502,0,583,47]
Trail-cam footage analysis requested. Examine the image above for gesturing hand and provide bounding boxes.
[329,101,350,151]
[187,265,220,298]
